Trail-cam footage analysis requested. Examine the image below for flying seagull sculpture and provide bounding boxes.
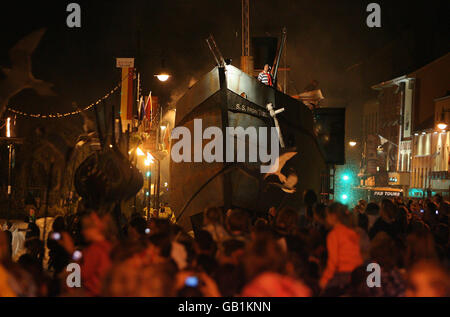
[264,151,298,184]
[0,28,55,117]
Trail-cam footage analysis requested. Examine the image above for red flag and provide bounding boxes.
[144,91,152,121]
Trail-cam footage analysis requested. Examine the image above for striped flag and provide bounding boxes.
[145,91,153,121]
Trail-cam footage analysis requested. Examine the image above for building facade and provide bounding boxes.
[359,53,450,200]
[410,95,450,198]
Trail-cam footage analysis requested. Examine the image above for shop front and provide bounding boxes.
[354,186,403,202]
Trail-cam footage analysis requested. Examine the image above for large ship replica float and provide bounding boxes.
[0,9,345,233]
[171,33,345,230]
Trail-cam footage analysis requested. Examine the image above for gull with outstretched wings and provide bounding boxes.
[0,28,55,116]
[263,151,297,184]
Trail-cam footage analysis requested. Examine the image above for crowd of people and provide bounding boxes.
[0,191,449,297]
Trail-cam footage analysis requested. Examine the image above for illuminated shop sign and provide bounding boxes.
[373,191,402,197]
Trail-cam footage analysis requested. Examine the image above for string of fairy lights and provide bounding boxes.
[5,70,135,120]
[6,84,121,119]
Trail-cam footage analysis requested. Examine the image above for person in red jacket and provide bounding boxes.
[59,212,113,297]
[320,203,363,290]
[79,213,113,296]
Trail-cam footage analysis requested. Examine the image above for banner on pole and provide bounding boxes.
[116,58,135,130]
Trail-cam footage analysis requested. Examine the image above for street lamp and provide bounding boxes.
[136,147,145,157]
[6,118,11,138]
[436,108,450,131]
[6,118,12,218]
[144,152,155,166]
[1,117,22,222]
[155,58,171,82]
[144,152,154,219]
[437,123,448,130]
[349,141,357,147]
[155,73,170,82]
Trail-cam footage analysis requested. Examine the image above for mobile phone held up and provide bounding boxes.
[185,276,199,288]
[50,232,61,241]
[72,250,83,261]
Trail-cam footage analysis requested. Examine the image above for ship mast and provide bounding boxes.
[240,0,254,75]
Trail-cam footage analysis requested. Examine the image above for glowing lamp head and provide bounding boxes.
[136,147,145,157]
[342,194,348,200]
[6,117,11,138]
[437,123,448,130]
[349,141,357,147]
[144,152,155,166]
[155,73,170,82]
[343,175,350,181]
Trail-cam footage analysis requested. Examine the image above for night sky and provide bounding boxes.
[0,0,449,139]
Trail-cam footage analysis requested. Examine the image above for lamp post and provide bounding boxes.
[7,119,12,208]
[7,141,13,221]
[135,147,148,216]
[153,122,165,210]
[147,165,152,218]
[133,146,156,218]
[1,118,23,221]
[144,153,154,219]
[135,67,171,212]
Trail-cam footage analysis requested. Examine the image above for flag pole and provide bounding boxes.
[136,72,141,124]
[150,91,153,128]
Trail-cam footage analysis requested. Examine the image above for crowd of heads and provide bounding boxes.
[0,192,449,297]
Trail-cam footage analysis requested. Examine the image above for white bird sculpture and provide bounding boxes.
[0,28,55,117]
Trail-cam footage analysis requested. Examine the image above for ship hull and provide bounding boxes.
[170,65,327,229]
